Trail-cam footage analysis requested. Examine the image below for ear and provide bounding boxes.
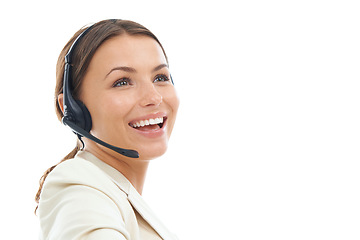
[58,93,65,114]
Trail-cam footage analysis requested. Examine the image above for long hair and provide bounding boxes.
[35,19,168,213]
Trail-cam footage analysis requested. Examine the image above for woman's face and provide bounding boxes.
[79,34,179,160]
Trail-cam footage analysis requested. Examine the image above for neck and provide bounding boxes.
[84,141,149,195]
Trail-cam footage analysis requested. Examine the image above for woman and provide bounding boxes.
[35,19,180,240]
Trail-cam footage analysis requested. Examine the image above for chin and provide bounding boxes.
[136,142,168,160]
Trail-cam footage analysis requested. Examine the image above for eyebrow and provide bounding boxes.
[152,63,168,72]
[105,63,169,78]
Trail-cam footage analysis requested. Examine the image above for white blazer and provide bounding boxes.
[38,151,178,240]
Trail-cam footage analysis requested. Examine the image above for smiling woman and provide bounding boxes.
[35,19,179,240]
[74,34,178,162]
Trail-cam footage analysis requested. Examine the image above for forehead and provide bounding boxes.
[88,34,167,71]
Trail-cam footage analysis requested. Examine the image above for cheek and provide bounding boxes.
[168,89,180,116]
[104,93,132,111]
[90,92,134,129]
[163,88,180,129]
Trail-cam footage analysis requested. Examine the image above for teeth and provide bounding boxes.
[131,117,164,128]
[140,121,145,127]
[155,118,162,124]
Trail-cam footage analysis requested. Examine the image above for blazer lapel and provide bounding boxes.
[127,186,178,240]
[78,151,177,240]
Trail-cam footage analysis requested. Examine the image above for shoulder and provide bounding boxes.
[44,157,111,187]
[40,156,128,206]
[38,157,136,239]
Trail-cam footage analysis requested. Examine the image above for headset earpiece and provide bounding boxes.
[62,60,92,133]
[62,91,92,133]
[74,100,92,132]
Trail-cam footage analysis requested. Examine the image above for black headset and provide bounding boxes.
[61,21,139,158]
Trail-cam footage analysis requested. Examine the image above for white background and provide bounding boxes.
[0,0,359,239]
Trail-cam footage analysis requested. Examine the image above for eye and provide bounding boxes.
[113,78,132,87]
[153,74,170,83]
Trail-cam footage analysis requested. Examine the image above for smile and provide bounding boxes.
[130,117,165,129]
[128,112,168,135]
[128,114,168,138]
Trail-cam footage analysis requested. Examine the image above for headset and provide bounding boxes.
[61,21,139,158]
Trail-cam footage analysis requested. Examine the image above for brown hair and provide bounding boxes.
[35,19,168,213]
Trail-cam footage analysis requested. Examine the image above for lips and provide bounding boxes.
[128,113,167,134]
[130,117,165,129]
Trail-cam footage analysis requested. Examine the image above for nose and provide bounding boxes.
[139,84,163,107]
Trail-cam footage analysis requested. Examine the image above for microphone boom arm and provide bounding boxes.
[62,118,139,158]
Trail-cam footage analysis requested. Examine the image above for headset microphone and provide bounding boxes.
[61,20,139,159]
[62,118,139,158]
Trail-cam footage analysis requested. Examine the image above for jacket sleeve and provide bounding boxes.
[38,160,133,240]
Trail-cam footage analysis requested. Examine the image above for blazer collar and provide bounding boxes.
[76,151,177,240]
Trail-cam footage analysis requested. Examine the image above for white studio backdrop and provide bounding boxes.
[0,0,359,239]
